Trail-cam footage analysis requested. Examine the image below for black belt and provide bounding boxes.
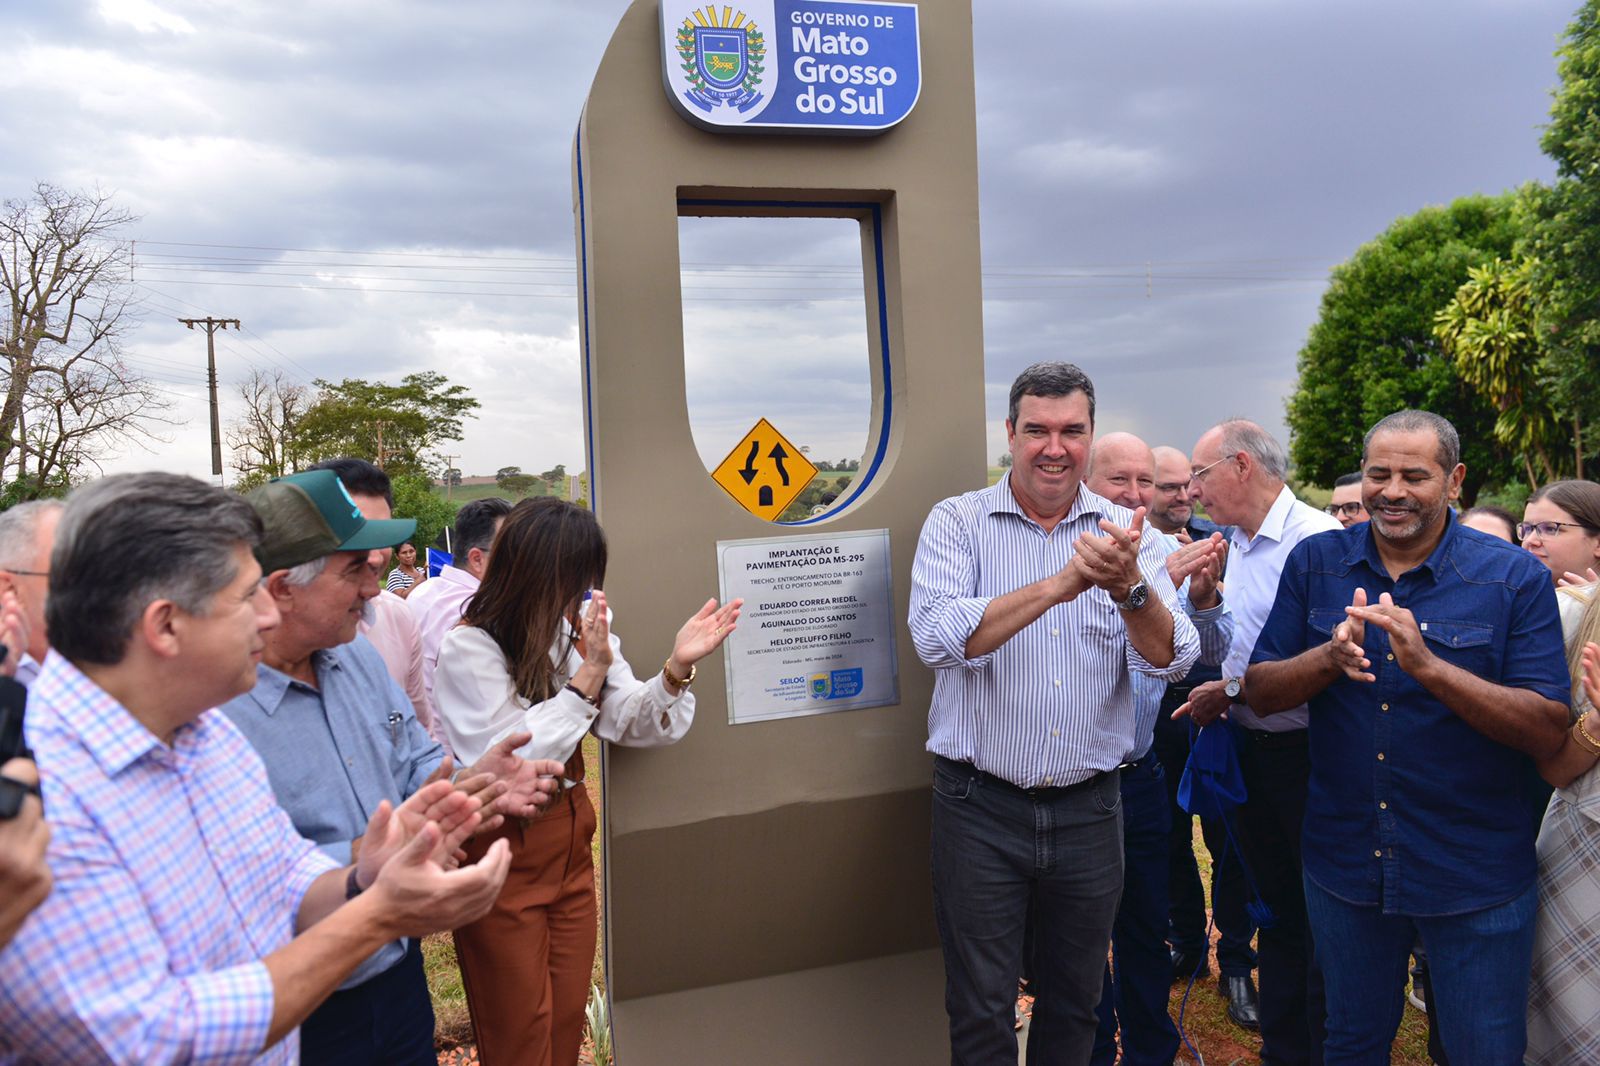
[1119,752,1157,773]
[935,755,1119,797]
[1235,725,1308,750]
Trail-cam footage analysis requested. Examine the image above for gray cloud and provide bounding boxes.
[0,0,1572,484]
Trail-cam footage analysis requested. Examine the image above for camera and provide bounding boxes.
[0,643,38,819]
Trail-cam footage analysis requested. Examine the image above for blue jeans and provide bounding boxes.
[931,756,1124,1066]
[1154,701,1257,976]
[1092,756,1180,1066]
[1303,874,1537,1066]
[1232,724,1325,1065]
[300,937,436,1066]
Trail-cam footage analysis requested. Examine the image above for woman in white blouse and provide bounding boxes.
[433,497,740,1066]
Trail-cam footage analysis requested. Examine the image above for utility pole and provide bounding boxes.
[441,453,460,499]
[178,317,240,483]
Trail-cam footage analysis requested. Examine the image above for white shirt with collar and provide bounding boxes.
[1221,484,1342,732]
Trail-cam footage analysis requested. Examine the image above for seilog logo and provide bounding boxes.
[660,0,921,135]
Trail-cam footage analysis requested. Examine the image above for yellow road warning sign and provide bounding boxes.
[711,418,820,521]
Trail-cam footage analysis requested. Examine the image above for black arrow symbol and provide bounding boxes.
[739,441,760,484]
[769,442,790,486]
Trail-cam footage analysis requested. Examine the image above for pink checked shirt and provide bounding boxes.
[0,652,337,1064]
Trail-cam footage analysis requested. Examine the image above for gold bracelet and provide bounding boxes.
[1573,711,1600,757]
[662,658,696,690]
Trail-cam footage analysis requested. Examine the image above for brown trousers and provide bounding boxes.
[454,783,599,1066]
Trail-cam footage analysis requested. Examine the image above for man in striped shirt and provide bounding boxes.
[910,362,1214,1065]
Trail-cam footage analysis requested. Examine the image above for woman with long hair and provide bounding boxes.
[432,497,740,1066]
[1527,483,1600,1063]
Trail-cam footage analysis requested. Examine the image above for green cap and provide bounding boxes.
[247,469,418,574]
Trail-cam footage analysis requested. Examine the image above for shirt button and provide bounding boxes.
[1380,801,1388,810]
[1377,752,1385,761]
[1381,703,1389,712]
[1386,653,1395,661]
[1051,628,1060,637]
[1043,776,1053,785]
[1374,849,1382,858]
[1051,729,1060,738]
[1054,679,1062,687]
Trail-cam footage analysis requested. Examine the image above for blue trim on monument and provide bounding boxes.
[676,198,893,525]
[575,118,599,513]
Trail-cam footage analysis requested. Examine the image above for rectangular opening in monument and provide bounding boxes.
[678,214,874,523]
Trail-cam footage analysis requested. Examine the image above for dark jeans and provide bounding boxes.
[1153,703,1258,976]
[931,756,1124,1066]
[1231,724,1325,1066]
[1304,876,1536,1066]
[1091,756,1180,1066]
[300,938,436,1066]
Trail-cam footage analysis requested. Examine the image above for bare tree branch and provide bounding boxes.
[0,182,169,494]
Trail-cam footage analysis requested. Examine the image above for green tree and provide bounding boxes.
[1527,1,1600,458]
[998,453,1012,468]
[495,465,522,485]
[1286,194,1523,503]
[1434,257,1572,486]
[293,372,479,479]
[390,473,457,556]
[501,473,540,495]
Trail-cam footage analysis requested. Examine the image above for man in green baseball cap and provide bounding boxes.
[247,469,418,574]
[230,466,562,1065]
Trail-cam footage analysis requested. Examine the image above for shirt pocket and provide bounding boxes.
[1308,607,1345,642]
[1417,619,1496,674]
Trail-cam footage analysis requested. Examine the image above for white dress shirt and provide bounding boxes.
[433,619,694,767]
[405,564,480,703]
[1223,484,1342,731]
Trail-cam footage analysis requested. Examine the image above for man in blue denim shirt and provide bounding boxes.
[1246,410,1569,1064]
[221,471,561,1066]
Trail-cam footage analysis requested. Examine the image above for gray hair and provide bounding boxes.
[1217,419,1288,481]
[1362,410,1460,472]
[0,500,63,570]
[1007,362,1096,427]
[47,474,262,666]
[281,554,329,588]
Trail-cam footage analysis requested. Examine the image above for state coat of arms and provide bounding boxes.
[675,6,766,113]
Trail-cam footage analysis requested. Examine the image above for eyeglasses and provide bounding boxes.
[1154,480,1192,495]
[1189,453,1239,483]
[1325,502,1365,518]
[1516,520,1593,540]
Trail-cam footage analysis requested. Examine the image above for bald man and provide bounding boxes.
[1084,433,1234,1066]
[1147,445,1260,1028]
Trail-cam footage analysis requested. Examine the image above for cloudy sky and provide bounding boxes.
[0,0,1572,486]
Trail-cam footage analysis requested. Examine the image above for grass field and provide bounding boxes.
[429,482,570,504]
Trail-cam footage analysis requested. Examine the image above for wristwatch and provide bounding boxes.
[1224,676,1244,702]
[1114,580,1150,612]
